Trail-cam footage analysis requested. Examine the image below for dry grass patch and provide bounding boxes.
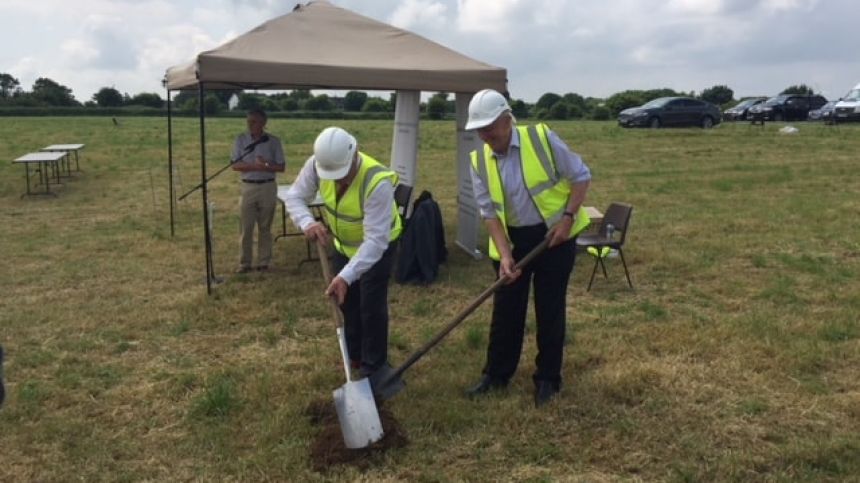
[0,118,858,480]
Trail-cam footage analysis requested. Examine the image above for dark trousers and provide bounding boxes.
[332,242,397,376]
[484,224,576,387]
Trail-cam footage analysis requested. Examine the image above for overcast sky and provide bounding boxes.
[1,0,857,103]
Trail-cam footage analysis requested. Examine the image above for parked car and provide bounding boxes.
[747,94,828,122]
[723,97,766,121]
[833,82,860,123]
[808,100,838,123]
[618,97,721,128]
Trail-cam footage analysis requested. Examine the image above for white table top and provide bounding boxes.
[277,184,323,206]
[42,144,85,151]
[14,151,67,163]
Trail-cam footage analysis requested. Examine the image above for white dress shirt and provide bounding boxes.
[470,127,591,226]
[285,155,394,285]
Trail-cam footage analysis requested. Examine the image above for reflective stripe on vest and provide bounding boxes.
[319,153,403,258]
[470,123,590,260]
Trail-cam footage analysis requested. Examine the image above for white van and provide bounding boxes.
[834,82,860,123]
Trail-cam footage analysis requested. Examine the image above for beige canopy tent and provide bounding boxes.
[164,0,507,293]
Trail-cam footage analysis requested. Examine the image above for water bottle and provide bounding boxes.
[605,223,615,241]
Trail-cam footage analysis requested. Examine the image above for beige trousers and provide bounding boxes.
[239,181,277,268]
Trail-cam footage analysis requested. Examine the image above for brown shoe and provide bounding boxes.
[236,266,252,274]
[255,265,270,272]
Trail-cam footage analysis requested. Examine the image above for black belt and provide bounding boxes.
[242,179,274,184]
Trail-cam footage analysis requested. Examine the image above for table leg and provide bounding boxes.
[45,162,52,194]
[22,163,32,197]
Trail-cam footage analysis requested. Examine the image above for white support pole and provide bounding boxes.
[454,92,483,259]
[390,90,420,217]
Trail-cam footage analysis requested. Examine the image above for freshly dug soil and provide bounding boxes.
[305,398,408,472]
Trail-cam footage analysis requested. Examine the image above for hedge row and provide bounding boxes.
[0,107,440,120]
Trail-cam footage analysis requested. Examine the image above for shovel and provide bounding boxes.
[316,242,384,449]
[374,238,550,401]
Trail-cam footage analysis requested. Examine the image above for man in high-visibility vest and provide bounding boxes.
[466,89,592,407]
[285,127,402,388]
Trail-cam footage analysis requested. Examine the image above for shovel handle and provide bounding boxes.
[384,237,550,384]
[316,242,346,330]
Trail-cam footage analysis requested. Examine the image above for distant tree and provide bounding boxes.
[549,102,569,120]
[172,91,195,107]
[238,93,265,111]
[181,93,222,115]
[700,85,734,105]
[211,90,241,105]
[510,99,529,119]
[262,97,280,112]
[562,92,587,113]
[280,97,299,111]
[0,73,21,98]
[780,84,815,95]
[344,91,368,111]
[203,94,222,115]
[566,103,584,119]
[362,97,388,112]
[303,94,333,111]
[93,87,124,107]
[590,105,610,120]
[128,92,163,108]
[32,77,77,106]
[426,92,449,120]
[290,89,313,101]
[604,90,648,115]
[604,88,682,116]
[536,92,562,111]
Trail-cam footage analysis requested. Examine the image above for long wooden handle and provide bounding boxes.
[384,237,550,383]
[316,242,345,330]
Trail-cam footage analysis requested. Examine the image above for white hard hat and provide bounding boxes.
[313,127,357,180]
[465,89,511,130]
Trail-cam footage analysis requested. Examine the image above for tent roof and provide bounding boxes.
[165,1,507,93]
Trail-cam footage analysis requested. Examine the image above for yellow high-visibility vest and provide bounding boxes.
[320,153,403,258]
[471,123,590,260]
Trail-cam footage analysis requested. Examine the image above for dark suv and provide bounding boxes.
[618,97,721,128]
[747,94,828,122]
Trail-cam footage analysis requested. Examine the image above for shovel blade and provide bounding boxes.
[333,378,384,449]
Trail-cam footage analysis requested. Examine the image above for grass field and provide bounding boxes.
[1,116,858,481]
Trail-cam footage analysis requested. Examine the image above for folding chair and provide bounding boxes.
[576,202,634,291]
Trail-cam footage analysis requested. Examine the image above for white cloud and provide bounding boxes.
[0,0,858,102]
[668,0,724,15]
[389,0,448,30]
[60,39,100,65]
[456,0,524,34]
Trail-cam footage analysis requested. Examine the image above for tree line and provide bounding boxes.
[0,72,819,119]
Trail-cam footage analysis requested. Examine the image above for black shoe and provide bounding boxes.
[534,380,559,407]
[465,374,508,398]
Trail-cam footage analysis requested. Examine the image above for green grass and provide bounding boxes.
[0,117,859,480]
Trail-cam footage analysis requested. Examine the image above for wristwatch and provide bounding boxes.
[562,210,575,219]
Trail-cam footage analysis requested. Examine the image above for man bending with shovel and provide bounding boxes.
[285,127,402,396]
[466,89,592,407]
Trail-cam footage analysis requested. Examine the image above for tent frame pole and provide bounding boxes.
[198,83,213,295]
[167,88,175,237]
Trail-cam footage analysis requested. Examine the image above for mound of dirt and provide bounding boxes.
[305,399,408,472]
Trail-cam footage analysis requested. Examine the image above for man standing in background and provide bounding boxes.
[232,109,285,273]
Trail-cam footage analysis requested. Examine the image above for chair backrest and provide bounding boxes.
[394,183,413,219]
[600,202,633,244]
